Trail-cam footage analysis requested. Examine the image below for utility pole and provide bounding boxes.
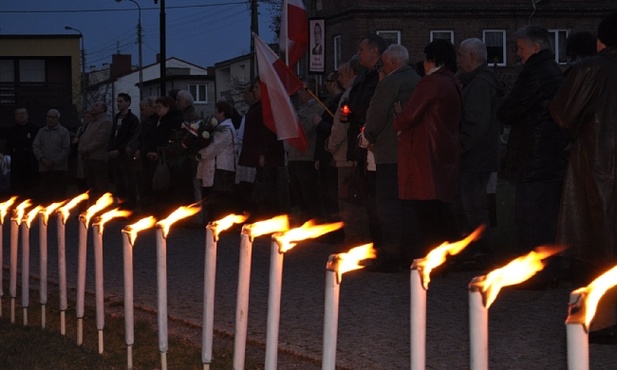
[115,0,143,100]
[154,0,166,96]
[65,26,87,113]
[250,0,259,82]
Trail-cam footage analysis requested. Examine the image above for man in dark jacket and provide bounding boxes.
[550,12,617,338]
[497,25,568,255]
[456,38,505,263]
[7,107,39,197]
[109,93,139,207]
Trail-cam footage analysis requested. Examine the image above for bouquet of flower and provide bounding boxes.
[180,115,219,155]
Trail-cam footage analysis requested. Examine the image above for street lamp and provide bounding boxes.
[115,0,143,100]
[64,26,87,113]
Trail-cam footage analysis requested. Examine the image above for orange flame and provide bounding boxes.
[0,196,18,222]
[414,225,486,290]
[210,214,248,240]
[470,245,564,308]
[58,192,89,223]
[40,201,65,225]
[243,215,290,240]
[13,199,32,225]
[123,216,157,246]
[157,203,201,237]
[274,220,344,253]
[24,205,43,228]
[567,265,617,330]
[93,208,132,234]
[327,243,377,283]
[82,193,114,227]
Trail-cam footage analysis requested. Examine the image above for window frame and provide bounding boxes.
[548,29,569,64]
[483,29,507,67]
[376,30,401,47]
[430,30,454,44]
[189,84,208,103]
[333,34,342,70]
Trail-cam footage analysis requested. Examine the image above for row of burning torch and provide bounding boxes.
[0,193,613,370]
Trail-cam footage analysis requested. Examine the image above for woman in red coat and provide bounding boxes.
[393,39,463,259]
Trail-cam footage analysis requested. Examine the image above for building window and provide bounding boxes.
[483,30,506,66]
[377,30,401,47]
[430,30,453,44]
[333,35,342,70]
[19,59,45,82]
[189,84,208,103]
[549,29,568,64]
[0,60,14,82]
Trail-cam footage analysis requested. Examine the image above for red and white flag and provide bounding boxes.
[253,33,307,152]
[279,0,308,68]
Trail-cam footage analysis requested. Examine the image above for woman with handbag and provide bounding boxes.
[196,100,237,222]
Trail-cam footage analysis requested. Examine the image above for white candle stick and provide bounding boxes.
[93,220,105,354]
[76,214,88,345]
[322,264,340,370]
[57,213,68,335]
[122,216,156,370]
[156,225,169,370]
[469,284,488,370]
[322,244,376,370]
[155,203,200,370]
[265,237,284,370]
[202,226,217,369]
[0,196,17,318]
[566,321,589,370]
[233,230,253,370]
[38,213,48,328]
[21,206,41,326]
[56,192,88,336]
[20,220,30,325]
[9,201,30,323]
[122,231,135,369]
[410,267,427,370]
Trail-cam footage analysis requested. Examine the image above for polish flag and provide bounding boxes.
[279,0,308,68]
[253,33,307,152]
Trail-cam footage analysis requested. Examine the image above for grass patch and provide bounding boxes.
[0,288,257,369]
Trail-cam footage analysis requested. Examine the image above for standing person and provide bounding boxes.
[109,93,139,207]
[285,80,324,225]
[314,70,344,224]
[32,109,71,203]
[237,78,287,220]
[362,44,420,271]
[550,12,617,338]
[73,110,92,194]
[327,57,371,244]
[176,89,202,217]
[346,34,387,245]
[455,38,505,264]
[196,100,237,222]
[7,107,39,197]
[497,25,568,257]
[78,101,113,200]
[564,31,597,76]
[393,39,463,260]
[133,96,158,210]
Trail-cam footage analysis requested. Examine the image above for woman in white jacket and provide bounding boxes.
[196,100,237,221]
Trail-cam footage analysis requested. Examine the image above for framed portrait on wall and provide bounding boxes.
[309,18,325,74]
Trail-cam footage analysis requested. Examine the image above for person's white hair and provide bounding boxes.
[459,38,488,64]
[47,108,61,118]
[176,90,194,105]
[384,44,409,65]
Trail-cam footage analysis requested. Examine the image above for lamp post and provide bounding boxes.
[115,0,143,100]
[64,26,87,113]
[154,0,166,96]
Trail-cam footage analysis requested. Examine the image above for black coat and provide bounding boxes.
[550,47,617,266]
[497,50,568,182]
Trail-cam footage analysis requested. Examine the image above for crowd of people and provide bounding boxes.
[3,12,617,337]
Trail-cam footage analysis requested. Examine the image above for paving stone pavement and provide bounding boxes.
[3,217,617,370]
